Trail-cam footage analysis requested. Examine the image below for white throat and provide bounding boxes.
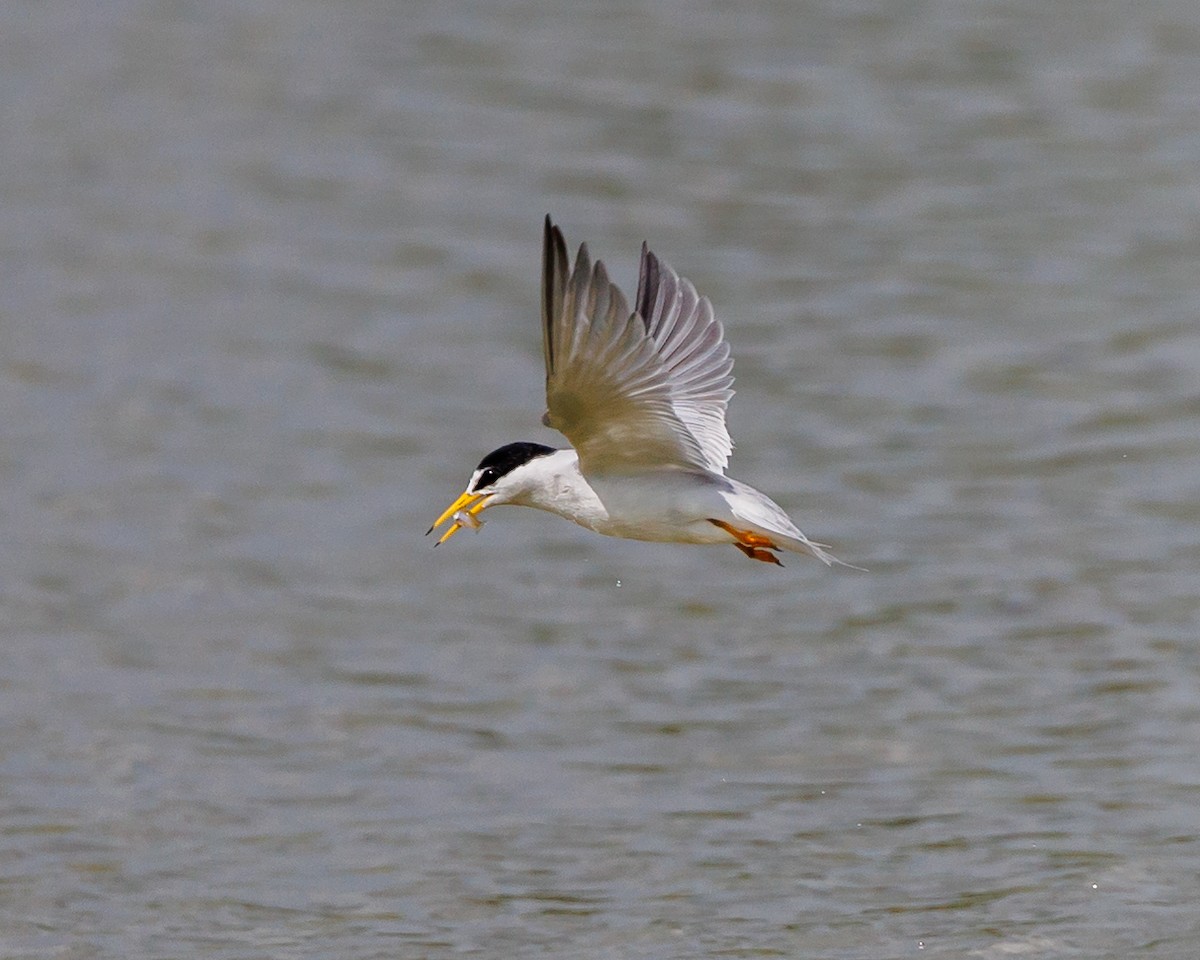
[504,448,610,530]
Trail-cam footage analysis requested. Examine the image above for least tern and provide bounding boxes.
[428,216,854,568]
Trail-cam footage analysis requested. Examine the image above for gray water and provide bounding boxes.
[3,1,1200,957]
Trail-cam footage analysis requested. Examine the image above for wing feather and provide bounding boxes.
[634,242,735,471]
[541,216,735,474]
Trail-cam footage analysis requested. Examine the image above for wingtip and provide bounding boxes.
[634,241,660,325]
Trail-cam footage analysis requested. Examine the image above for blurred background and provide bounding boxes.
[2,1,1199,957]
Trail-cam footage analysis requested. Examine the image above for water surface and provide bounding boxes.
[2,1,1199,957]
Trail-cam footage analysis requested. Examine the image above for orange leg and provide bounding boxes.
[708,519,784,566]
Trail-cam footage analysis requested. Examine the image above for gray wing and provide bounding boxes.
[541,216,735,475]
[633,240,735,472]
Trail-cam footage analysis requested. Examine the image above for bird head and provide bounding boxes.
[427,441,559,545]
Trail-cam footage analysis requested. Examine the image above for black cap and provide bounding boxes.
[471,442,557,491]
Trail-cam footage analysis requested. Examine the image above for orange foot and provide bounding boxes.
[708,519,784,566]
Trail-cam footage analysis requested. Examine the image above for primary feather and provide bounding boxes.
[541,216,735,475]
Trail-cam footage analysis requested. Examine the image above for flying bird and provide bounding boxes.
[428,217,854,568]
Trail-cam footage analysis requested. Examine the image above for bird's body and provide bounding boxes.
[429,217,853,569]
[497,447,823,552]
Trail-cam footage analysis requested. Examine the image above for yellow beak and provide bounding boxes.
[426,489,492,545]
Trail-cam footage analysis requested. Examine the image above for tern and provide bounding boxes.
[428,216,854,568]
